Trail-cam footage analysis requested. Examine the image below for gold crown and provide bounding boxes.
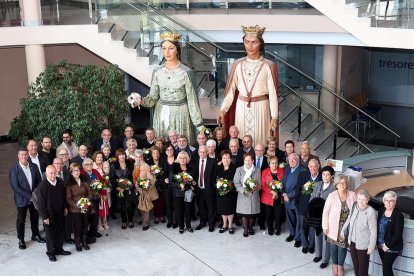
[242,25,266,38]
[160,31,182,42]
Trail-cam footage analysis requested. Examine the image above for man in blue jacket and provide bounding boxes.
[9,147,45,249]
[282,152,307,248]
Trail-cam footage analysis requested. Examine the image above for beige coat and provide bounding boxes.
[133,162,159,212]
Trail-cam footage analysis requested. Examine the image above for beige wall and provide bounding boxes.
[0,44,110,136]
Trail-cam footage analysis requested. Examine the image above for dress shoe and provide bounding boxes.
[94,232,102,238]
[48,255,57,262]
[143,226,149,231]
[294,241,302,248]
[229,228,235,234]
[121,223,127,229]
[249,228,255,235]
[172,223,178,229]
[285,235,294,242]
[56,250,71,256]
[18,239,26,250]
[179,229,184,234]
[31,235,46,243]
[275,230,280,236]
[302,247,308,254]
[208,226,214,232]
[308,247,315,254]
[219,227,227,234]
[268,231,274,236]
[129,223,135,228]
[313,257,322,263]
[243,232,248,237]
[66,239,75,244]
[195,224,205,230]
[76,245,82,252]
[167,223,172,228]
[187,228,193,233]
[320,262,328,269]
[83,243,90,250]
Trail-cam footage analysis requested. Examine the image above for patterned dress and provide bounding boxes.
[327,200,350,248]
[142,63,203,144]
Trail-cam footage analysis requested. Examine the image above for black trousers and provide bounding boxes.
[196,190,216,227]
[64,213,73,241]
[265,200,283,232]
[164,188,174,224]
[72,212,89,241]
[120,207,134,223]
[378,248,399,276]
[349,242,370,276]
[88,197,100,235]
[16,203,40,240]
[44,213,65,256]
[174,196,191,229]
[110,189,118,216]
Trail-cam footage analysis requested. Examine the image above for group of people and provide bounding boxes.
[9,125,405,276]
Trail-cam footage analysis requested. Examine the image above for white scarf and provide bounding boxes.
[242,165,254,183]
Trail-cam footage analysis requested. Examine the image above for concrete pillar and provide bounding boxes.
[321,45,339,123]
[20,0,46,85]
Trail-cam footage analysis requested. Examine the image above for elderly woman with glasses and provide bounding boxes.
[125,138,138,163]
[377,191,404,276]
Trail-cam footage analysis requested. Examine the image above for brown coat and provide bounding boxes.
[66,181,93,213]
[133,163,159,206]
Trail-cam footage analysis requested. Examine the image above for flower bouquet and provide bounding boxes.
[137,178,151,191]
[200,127,213,138]
[302,180,316,195]
[243,177,259,196]
[279,162,287,169]
[117,178,133,198]
[77,197,91,214]
[107,157,117,163]
[102,175,111,189]
[90,179,103,196]
[150,165,163,176]
[268,180,283,199]
[127,92,141,109]
[174,172,194,191]
[216,178,234,196]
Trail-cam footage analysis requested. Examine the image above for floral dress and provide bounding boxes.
[327,200,349,248]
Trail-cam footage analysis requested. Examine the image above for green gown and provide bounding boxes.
[141,63,203,144]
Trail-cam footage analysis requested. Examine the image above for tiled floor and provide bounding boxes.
[0,142,354,275]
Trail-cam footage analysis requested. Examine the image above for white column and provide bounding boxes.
[321,45,339,122]
[21,0,46,84]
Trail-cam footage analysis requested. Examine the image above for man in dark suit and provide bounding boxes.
[191,132,208,159]
[27,139,48,179]
[91,127,118,156]
[138,127,156,149]
[39,135,56,165]
[37,165,71,261]
[220,125,243,151]
[176,135,195,156]
[71,144,89,165]
[300,141,321,168]
[193,146,217,232]
[229,138,244,168]
[242,135,255,157]
[282,153,307,248]
[9,147,45,249]
[254,143,269,230]
[118,125,135,150]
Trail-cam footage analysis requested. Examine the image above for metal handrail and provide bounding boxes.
[132,0,400,140]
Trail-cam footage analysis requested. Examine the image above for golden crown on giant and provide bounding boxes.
[242,25,266,38]
[160,31,182,42]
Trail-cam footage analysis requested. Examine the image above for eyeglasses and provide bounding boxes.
[384,199,396,203]
[59,153,68,156]
[84,163,93,166]
[166,149,174,151]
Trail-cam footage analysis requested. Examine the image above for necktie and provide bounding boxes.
[199,159,204,188]
[59,172,63,180]
[256,157,261,168]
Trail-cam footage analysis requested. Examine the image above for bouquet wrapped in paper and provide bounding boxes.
[150,165,163,176]
[137,178,151,191]
[117,178,133,198]
[302,180,316,195]
[268,180,283,199]
[76,197,92,214]
[174,172,194,191]
[90,179,103,196]
[216,178,234,196]
[243,177,260,196]
[102,175,111,189]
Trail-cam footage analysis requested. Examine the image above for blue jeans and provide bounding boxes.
[330,243,347,265]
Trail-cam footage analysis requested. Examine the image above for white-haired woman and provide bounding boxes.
[377,190,404,276]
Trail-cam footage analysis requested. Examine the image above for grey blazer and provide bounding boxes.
[310,181,335,201]
[234,166,261,215]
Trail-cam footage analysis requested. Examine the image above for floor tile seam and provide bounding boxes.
[274,260,315,275]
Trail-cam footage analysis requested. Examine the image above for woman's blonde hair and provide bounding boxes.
[176,151,190,164]
[334,175,350,190]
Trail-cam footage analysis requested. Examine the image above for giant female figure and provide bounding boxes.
[138,32,204,144]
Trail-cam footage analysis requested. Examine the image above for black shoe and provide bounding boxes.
[275,230,280,236]
[285,235,294,242]
[143,226,149,231]
[229,228,234,234]
[94,232,102,238]
[129,223,134,228]
[66,239,75,244]
[187,228,193,233]
[294,241,302,248]
[56,250,71,256]
[122,223,127,229]
[308,247,315,254]
[179,229,184,234]
[243,232,248,237]
[18,239,26,250]
[268,230,274,236]
[172,223,178,229]
[167,223,172,228]
[313,257,322,263]
[249,228,255,235]
[320,262,328,269]
[302,247,308,254]
[48,255,57,262]
[154,219,159,224]
[86,236,96,244]
[195,224,205,230]
[76,245,82,252]
[83,244,90,250]
[208,226,214,232]
[31,235,46,243]
[219,227,227,234]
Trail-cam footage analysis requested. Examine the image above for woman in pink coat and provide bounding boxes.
[322,175,356,276]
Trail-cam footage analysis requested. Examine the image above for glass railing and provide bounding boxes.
[346,0,414,29]
[96,0,400,154]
